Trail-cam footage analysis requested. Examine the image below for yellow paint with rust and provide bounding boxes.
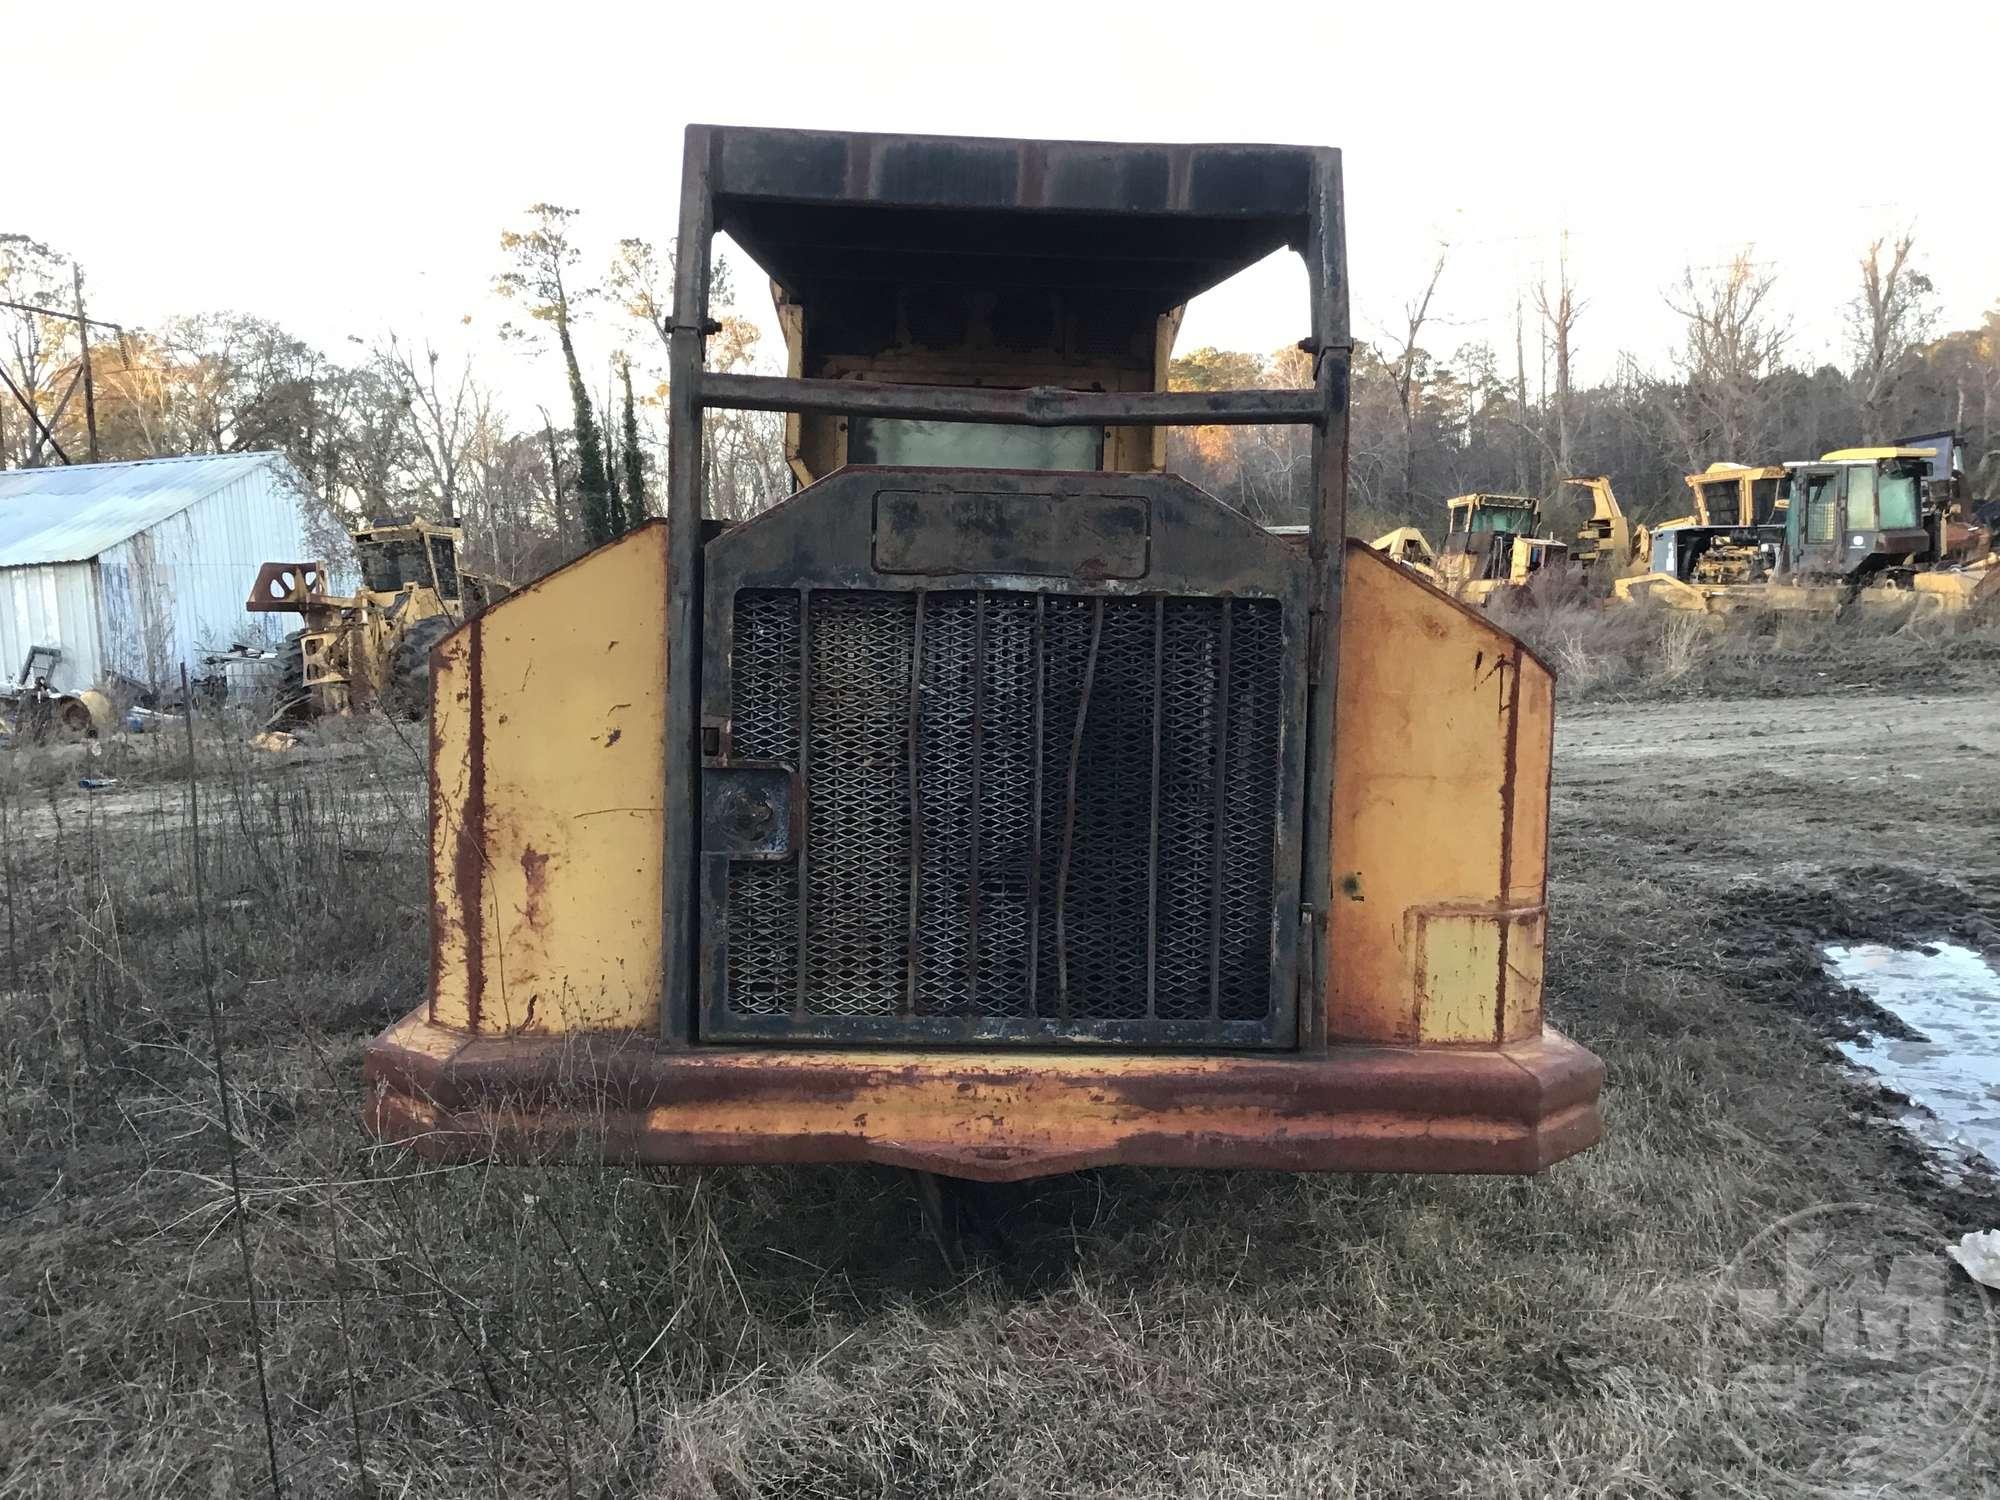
[426,528,1556,1054]
[1913,562,2000,611]
[1328,542,1551,1045]
[366,1011,1602,1180]
[430,522,669,1035]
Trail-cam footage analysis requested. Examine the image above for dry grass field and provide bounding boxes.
[3,604,1998,1497]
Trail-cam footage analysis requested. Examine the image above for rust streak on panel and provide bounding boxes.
[1494,645,1519,1044]
[456,621,487,1030]
[427,648,448,1023]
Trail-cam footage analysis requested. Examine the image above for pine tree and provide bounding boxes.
[561,319,613,545]
[495,204,613,549]
[620,356,647,530]
[604,415,625,537]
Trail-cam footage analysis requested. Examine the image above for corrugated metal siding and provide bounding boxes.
[0,562,102,693]
[92,465,317,693]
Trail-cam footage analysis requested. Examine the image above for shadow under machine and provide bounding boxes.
[363,126,1603,1182]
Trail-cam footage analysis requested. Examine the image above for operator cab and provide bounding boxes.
[1688,463,1786,528]
[1783,448,1932,581]
[353,515,465,602]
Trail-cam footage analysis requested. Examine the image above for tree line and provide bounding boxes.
[1170,236,1998,539]
[4,220,1994,580]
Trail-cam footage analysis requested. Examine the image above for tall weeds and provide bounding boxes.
[1,687,1993,1495]
[1490,591,2000,702]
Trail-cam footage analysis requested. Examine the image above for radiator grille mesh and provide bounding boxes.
[719,587,1284,1040]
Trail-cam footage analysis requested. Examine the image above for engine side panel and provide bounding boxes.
[1328,541,1551,1046]
[429,522,670,1036]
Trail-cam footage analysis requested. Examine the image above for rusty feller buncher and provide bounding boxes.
[248,516,510,721]
[362,126,1603,1185]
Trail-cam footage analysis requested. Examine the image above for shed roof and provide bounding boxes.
[0,452,295,568]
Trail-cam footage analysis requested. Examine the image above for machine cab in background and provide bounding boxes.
[1785,449,1931,580]
[1437,494,1567,600]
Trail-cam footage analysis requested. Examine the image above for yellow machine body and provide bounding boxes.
[1566,476,1650,584]
[362,123,1600,1182]
[1370,526,1441,580]
[368,527,1594,1178]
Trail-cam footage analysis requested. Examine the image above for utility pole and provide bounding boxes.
[73,263,99,462]
[0,263,124,466]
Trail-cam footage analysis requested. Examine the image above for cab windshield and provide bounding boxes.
[1459,504,1535,536]
[1697,480,1737,524]
[1877,460,1924,529]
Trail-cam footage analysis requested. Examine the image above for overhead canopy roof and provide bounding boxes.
[0,452,290,567]
[1820,447,1937,462]
[1689,464,1786,482]
[706,126,1328,314]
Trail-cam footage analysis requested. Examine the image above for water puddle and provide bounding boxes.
[1828,943,2000,1173]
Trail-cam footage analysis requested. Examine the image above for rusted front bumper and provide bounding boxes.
[363,1011,1603,1183]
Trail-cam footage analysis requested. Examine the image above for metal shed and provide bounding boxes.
[0,452,321,695]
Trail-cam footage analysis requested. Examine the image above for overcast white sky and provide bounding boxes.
[10,0,1997,419]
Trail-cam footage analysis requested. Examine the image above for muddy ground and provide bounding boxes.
[1554,689,2000,1221]
[1558,688,2000,1027]
[2,687,1998,1497]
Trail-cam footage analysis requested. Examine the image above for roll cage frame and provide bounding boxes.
[659,125,1353,1049]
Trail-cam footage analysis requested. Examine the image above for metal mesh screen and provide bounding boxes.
[716,587,1286,1044]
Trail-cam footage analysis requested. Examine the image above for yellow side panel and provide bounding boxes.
[1407,905,1546,1043]
[1410,907,1500,1041]
[1328,542,1552,1045]
[430,522,669,1036]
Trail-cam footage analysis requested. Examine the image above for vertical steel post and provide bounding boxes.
[1298,148,1350,1055]
[661,126,715,1046]
[73,264,98,464]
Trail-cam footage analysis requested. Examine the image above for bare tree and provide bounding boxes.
[611,236,784,517]
[498,204,612,544]
[1385,245,1448,507]
[702,313,788,522]
[535,406,573,552]
[608,238,739,353]
[378,335,478,519]
[1848,232,1934,442]
[1663,250,1789,469]
[1512,295,1534,492]
[1535,234,1584,482]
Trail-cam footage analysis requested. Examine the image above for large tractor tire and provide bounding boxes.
[385,614,456,719]
[264,630,313,728]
